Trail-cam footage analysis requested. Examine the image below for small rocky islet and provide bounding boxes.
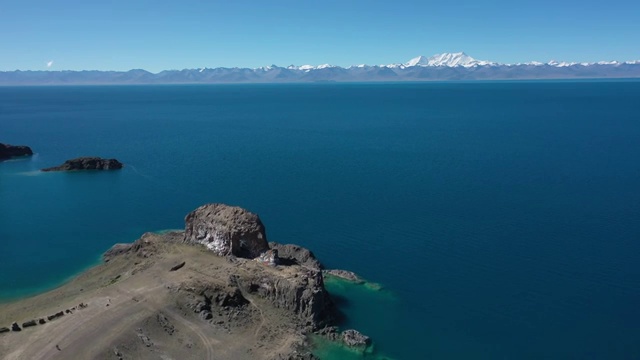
[0,143,33,160]
[0,203,373,359]
[41,157,123,171]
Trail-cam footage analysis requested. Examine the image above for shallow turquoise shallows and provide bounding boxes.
[2,81,640,359]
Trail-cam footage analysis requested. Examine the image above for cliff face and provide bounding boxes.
[237,267,333,330]
[41,157,123,171]
[183,203,270,259]
[0,143,33,160]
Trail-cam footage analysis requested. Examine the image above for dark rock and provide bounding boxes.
[0,143,33,160]
[269,243,323,270]
[47,311,64,321]
[41,157,123,172]
[22,319,37,328]
[11,322,21,332]
[341,329,371,348]
[215,288,248,308]
[0,327,10,333]
[183,203,270,259]
[38,318,46,324]
[170,261,186,271]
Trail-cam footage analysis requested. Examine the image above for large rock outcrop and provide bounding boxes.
[0,143,33,160]
[41,157,123,172]
[183,203,269,259]
[236,267,334,329]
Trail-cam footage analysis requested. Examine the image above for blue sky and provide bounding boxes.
[1,0,639,72]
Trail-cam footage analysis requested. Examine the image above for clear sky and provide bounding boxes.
[1,0,639,72]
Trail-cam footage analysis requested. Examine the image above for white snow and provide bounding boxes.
[402,52,496,68]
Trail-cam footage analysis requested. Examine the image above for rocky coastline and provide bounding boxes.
[0,203,372,360]
[0,143,33,161]
[41,157,123,172]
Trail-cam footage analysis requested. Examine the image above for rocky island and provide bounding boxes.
[0,143,33,161]
[0,204,370,360]
[41,157,123,172]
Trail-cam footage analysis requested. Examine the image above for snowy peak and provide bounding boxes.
[404,52,496,68]
[405,55,430,67]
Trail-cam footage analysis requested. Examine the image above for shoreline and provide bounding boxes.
[0,228,184,304]
[0,220,380,359]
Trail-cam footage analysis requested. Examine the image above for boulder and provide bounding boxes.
[11,322,21,332]
[47,311,64,321]
[0,143,33,160]
[256,249,279,266]
[41,157,123,172]
[341,329,371,348]
[269,242,322,270]
[22,319,37,328]
[0,327,10,333]
[183,204,269,259]
[170,261,186,271]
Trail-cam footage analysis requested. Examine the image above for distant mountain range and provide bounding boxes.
[2,52,639,85]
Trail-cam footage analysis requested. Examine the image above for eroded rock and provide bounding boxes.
[269,243,322,270]
[183,203,269,259]
[341,329,371,348]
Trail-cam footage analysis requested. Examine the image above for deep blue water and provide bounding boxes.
[1,82,640,359]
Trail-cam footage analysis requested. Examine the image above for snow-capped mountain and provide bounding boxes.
[403,52,497,68]
[2,52,639,85]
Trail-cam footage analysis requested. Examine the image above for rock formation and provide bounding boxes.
[269,242,323,269]
[41,157,123,171]
[0,143,33,160]
[341,329,371,348]
[323,269,363,283]
[1,203,371,359]
[183,203,270,258]
[256,249,279,266]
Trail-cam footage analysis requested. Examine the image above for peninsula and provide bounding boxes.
[0,204,369,359]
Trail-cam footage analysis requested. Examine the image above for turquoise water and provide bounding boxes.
[2,82,640,359]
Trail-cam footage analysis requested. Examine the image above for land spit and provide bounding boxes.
[0,204,369,360]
